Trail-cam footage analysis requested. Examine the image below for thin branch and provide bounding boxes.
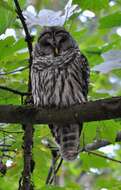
[0,148,17,152]
[49,158,63,185]
[86,150,121,164]
[46,165,54,184]
[0,144,11,147]
[84,131,121,151]
[0,155,14,159]
[46,147,60,184]
[0,129,23,134]
[0,86,30,96]
[0,96,121,124]
[0,66,28,76]
[46,156,63,185]
[45,142,61,185]
[14,0,33,62]
[14,0,33,92]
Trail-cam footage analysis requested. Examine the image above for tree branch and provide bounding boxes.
[0,96,121,124]
[13,1,34,189]
[83,131,121,151]
[14,0,33,92]
[14,1,33,64]
[0,66,28,76]
[0,86,30,96]
[86,150,121,164]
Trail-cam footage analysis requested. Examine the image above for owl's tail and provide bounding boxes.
[49,124,83,161]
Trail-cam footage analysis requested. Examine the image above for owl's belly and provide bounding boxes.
[35,68,85,107]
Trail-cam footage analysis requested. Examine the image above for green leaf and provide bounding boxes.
[74,0,108,12]
[81,122,97,145]
[41,186,80,190]
[0,0,14,11]
[0,37,27,60]
[42,186,65,190]
[80,151,108,170]
[0,5,16,34]
[94,177,121,189]
[100,12,121,28]
[0,36,15,49]
[99,120,120,143]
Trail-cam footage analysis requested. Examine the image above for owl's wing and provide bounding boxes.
[80,53,90,100]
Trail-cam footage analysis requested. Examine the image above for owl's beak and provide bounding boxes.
[48,38,59,56]
[55,47,59,55]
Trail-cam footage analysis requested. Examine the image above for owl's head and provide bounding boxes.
[36,27,77,56]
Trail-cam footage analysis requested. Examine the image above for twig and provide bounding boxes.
[14,0,33,92]
[0,66,28,76]
[49,158,63,185]
[0,129,23,134]
[0,148,17,152]
[14,1,32,62]
[46,155,63,185]
[46,165,54,184]
[0,86,30,96]
[84,131,121,151]
[52,157,56,185]
[46,150,59,185]
[86,150,121,164]
[46,146,61,185]
[0,144,11,147]
[0,155,14,159]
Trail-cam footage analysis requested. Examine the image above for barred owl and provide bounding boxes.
[31,27,89,161]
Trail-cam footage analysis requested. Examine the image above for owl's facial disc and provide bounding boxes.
[38,27,75,56]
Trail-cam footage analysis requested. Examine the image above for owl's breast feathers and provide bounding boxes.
[31,48,89,107]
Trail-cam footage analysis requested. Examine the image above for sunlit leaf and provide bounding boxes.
[100,12,121,28]
[74,0,108,12]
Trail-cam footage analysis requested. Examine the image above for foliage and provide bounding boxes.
[0,0,121,189]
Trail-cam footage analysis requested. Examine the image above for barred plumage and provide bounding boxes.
[31,27,89,161]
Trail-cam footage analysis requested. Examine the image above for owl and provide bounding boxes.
[31,26,89,161]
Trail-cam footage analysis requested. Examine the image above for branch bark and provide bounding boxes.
[0,96,121,124]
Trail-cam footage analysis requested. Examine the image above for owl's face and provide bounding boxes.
[37,27,76,56]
